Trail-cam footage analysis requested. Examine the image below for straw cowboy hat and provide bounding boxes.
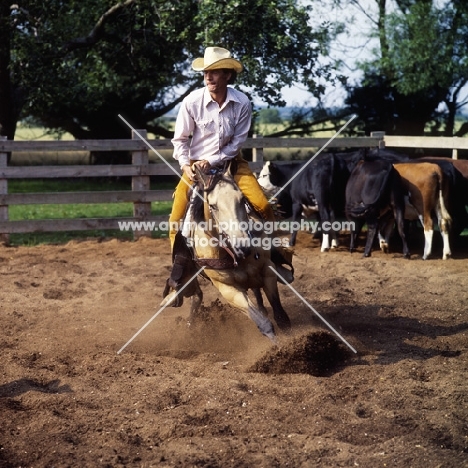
[192,47,243,73]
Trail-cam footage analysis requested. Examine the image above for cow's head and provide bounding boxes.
[257,161,278,192]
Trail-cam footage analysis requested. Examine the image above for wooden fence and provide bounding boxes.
[0,132,465,239]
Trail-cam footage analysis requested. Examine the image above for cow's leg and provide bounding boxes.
[377,210,395,254]
[349,218,364,253]
[436,197,452,260]
[378,218,393,253]
[289,203,303,246]
[438,216,452,260]
[329,208,339,249]
[391,190,410,259]
[363,217,378,257]
[394,213,410,259]
[210,279,277,343]
[423,228,434,260]
[319,209,331,252]
[321,232,331,252]
[440,228,451,260]
[421,213,434,260]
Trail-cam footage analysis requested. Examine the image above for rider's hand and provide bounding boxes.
[182,164,195,181]
[193,160,211,174]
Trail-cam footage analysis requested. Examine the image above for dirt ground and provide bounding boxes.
[0,232,467,468]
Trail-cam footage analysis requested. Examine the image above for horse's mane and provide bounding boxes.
[190,184,206,223]
[190,172,240,224]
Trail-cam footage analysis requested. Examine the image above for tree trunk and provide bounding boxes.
[0,3,17,145]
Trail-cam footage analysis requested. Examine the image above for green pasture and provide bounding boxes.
[6,178,174,246]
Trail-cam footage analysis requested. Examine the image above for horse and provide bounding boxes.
[161,162,293,344]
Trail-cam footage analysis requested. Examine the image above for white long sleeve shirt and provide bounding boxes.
[171,86,252,168]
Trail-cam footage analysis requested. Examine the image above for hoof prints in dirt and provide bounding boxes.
[250,331,350,376]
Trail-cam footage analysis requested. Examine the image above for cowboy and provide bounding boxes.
[169,46,276,247]
[165,47,293,295]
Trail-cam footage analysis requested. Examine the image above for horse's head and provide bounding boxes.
[194,162,252,260]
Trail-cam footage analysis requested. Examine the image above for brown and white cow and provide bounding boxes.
[383,162,453,260]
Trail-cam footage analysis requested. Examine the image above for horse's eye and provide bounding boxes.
[209,204,217,211]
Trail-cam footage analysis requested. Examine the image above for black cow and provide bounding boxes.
[345,158,410,258]
[257,153,348,251]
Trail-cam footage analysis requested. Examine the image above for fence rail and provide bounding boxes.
[0,133,466,238]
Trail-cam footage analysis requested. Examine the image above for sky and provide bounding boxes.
[280,0,468,112]
[278,0,379,108]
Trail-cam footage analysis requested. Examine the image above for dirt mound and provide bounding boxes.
[249,330,350,376]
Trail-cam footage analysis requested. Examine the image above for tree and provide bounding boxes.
[1,0,338,161]
[344,0,468,136]
[258,108,283,125]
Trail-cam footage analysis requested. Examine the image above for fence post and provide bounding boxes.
[0,136,9,244]
[370,131,386,148]
[132,130,151,239]
[252,134,264,165]
[452,138,458,159]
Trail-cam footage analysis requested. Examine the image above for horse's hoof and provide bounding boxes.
[266,333,278,345]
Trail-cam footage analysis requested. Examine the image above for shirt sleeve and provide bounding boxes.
[219,100,252,162]
[171,100,194,169]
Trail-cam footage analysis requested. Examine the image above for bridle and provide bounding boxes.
[192,165,249,267]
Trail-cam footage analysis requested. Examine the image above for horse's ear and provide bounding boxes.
[194,165,207,185]
[226,159,238,178]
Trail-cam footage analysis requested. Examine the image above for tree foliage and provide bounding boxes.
[345,0,468,136]
[1,0,337,150]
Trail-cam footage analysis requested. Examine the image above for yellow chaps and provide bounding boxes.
[168,155,274,247]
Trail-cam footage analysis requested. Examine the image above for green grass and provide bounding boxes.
[6,178,174,246]
[9,201,172,221]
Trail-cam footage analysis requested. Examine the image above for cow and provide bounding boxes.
[412,156,468,236]
[345,158,410,258]
[257,153,347,252]
[419,156,468,180]
[387,162,453,260]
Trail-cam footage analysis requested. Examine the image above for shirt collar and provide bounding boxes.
[203,87,240,108]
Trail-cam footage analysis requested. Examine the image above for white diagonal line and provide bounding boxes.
[268,114,357,203]
[117,266,206,354]
[269,266,357,354]
[118,114,204,202]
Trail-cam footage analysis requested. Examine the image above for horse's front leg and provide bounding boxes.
[252,288,268,316]
[210,280,277,344]
[187,279,203,327]
[262,267,292,333]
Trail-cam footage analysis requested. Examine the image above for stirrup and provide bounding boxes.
[162,254,190,307]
